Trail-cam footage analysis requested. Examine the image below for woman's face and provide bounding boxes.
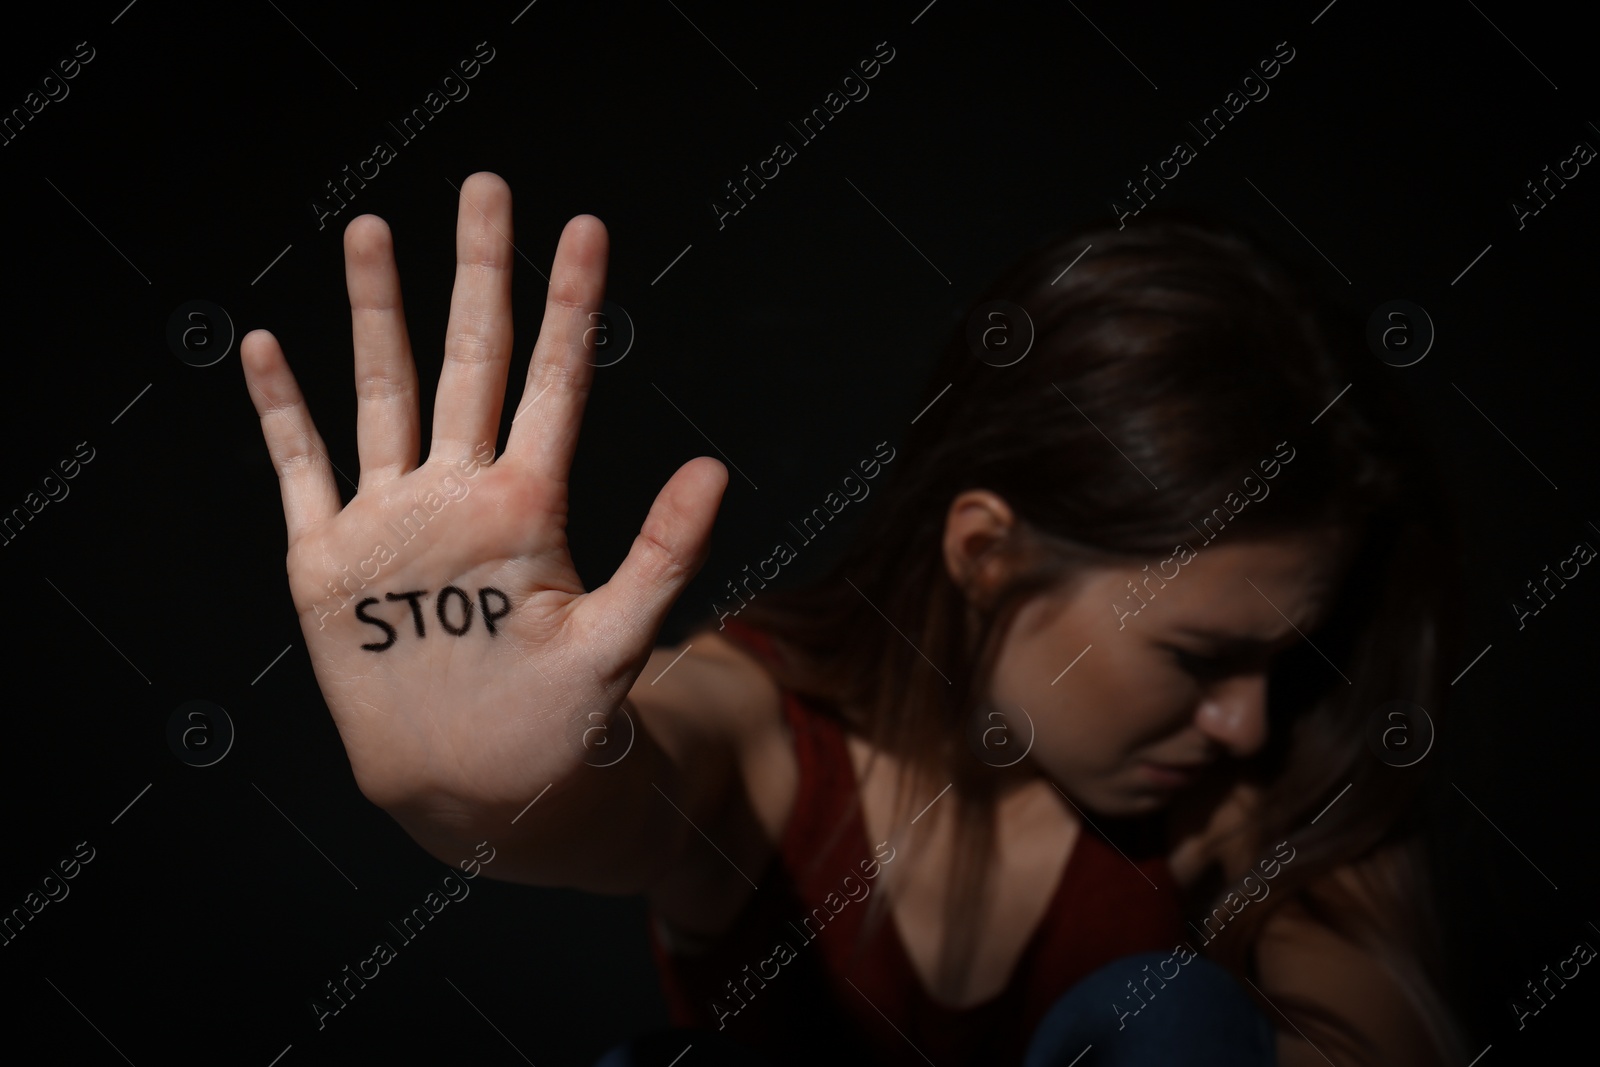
[946,492,1343,818]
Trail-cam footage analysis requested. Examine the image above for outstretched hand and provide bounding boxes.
[241,172,727,816]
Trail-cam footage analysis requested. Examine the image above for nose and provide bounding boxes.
[1193,672,1269,758]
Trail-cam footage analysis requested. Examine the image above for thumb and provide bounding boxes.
[582,456,729,642]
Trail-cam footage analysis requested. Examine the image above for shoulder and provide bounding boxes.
[633,627,788,762]
[1255,869,1446,1067]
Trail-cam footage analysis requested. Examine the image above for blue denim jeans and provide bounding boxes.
[594,951,1276,1066]
[1021,951,1277,1066]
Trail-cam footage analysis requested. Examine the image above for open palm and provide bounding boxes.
[241,172,727,819]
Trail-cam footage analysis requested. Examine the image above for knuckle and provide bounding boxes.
[456,253,512,278]
[276,449,322,477]
[350,300,402,319]
[637,525,689,584]
[546,290,588,313]
[358,366,414,401]
[446,329,500,365]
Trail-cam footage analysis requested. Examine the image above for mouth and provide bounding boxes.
[1138,759,1208,787]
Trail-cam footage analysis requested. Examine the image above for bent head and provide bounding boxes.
[947,494,1345,816]
[903,215,1448,820]
[736,210,1455,832]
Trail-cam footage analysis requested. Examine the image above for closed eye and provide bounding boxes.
[1164,645,1232,679]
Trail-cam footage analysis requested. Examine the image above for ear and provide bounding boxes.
[941,490,1016,602]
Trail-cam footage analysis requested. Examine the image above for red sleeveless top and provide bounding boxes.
[645,618,1186,1065]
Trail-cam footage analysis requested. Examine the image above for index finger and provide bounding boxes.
[500,214,609,479]
[240,328,344,546]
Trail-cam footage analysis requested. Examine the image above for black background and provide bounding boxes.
[1,1,1595,1063]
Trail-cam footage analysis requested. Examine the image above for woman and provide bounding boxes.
[240,172,1469,1065]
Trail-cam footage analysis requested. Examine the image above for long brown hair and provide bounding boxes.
[696,210,1469,1062]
